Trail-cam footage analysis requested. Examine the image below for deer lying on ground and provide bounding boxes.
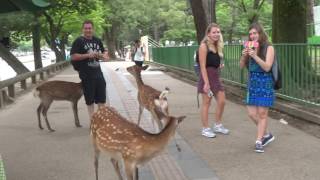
[91,105,186,180]
[34,80,83,132]
[126,65,169,130]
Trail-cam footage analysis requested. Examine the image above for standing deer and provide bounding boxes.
[34,80,83,132]
[126,65,169,130]
[91,105,186,180]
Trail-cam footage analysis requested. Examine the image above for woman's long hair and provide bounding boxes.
[201,23,224,58]
[248,22,271,59]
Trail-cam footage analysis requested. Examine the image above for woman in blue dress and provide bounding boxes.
[240,23,275,153]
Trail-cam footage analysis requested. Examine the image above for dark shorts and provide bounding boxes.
[134,61,143,67]
[197,67,224,95]
[81,77,106,105]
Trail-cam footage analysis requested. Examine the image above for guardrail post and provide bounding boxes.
[8,84,15,98]
[0,89,4,108]
[31,75,36,84]
[46,69,50,76]
[20,80,27,90]
[40,72,44,80]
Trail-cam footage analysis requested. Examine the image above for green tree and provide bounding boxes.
[0,12,33,73]
[41,0,95,62]
[159,0,196,45]
[217,0,272,43]
[272,0,307,43]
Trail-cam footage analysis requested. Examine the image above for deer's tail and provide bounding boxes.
[159,87,170,100]
[155,87,170,116]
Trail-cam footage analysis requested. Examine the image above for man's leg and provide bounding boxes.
[81,78,95,119]
[95,77,107,111]
[87,104,95,119]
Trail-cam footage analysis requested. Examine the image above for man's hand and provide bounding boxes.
[100,51,110,61]
[87,52,98,59]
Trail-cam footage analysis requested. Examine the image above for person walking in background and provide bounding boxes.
[133,39,145,66]
[240,22,275,153]
[70,20,109,118]
[198,23,229,138]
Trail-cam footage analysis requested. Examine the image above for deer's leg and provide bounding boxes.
[42,100,54,132]
[135,167,139,180]
[124,161,135,180]
[37,103,44,130]
[137,104,144,126]
[111,158,123,180]
[93,143,100,180]
[72,101,81,127]
[151,109,163,131]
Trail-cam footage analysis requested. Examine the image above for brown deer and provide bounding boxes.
[126,65,169,130]
[34,80,83,132]
[90,105,186,180]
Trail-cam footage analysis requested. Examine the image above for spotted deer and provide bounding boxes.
[34,80,83,132]
[90,105,186,180]
[126,65,169,130]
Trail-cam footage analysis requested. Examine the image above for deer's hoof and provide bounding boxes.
[76,124,82,128]
[49,129,55,132]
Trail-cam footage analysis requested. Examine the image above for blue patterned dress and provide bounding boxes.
[246,58,274,107]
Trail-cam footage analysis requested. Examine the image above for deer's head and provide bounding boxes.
[162,115,186,127]
[126,65,149,77]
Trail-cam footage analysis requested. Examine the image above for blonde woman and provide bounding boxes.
[198,23,229,138]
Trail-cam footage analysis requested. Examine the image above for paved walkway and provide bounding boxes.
[0,61,320,180]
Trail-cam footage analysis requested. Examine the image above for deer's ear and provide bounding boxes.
[177,116,186,124]
[142,65,149,70]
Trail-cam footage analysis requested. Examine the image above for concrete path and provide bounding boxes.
[0,61,319,180]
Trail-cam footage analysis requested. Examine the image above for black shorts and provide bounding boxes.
[134,61,143,67]
[81,77,106,105]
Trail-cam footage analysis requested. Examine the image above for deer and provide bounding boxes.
[126,65,169,131]
[90,105,186,180]
[33,80,83,132]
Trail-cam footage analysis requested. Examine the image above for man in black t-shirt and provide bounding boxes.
[70,20,109,118]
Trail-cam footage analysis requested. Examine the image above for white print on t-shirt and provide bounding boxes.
[84,41,103,68]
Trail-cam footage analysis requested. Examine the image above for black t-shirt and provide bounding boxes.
[70,36,105,79]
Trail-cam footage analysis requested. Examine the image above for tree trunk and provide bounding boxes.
[203,0,216,23]
[227,6,237,42]
[190,0,208,44]
[32,14,42,69]
[307,0,315,36]
[104,21,119,59]
[153,24,160,43]
[272,0,307,43]
[51,42,64,62]
[43,12,65,62]
[0,43,29,74]
[307,0,315,25]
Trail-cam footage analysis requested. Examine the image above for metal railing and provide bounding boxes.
[0,61,70,109]
[151,44,320,107]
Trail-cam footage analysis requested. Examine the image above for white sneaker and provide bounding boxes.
[213,124,229,135]
[201,128,216,138]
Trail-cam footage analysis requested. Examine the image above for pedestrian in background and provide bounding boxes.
[133,39,145,66]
